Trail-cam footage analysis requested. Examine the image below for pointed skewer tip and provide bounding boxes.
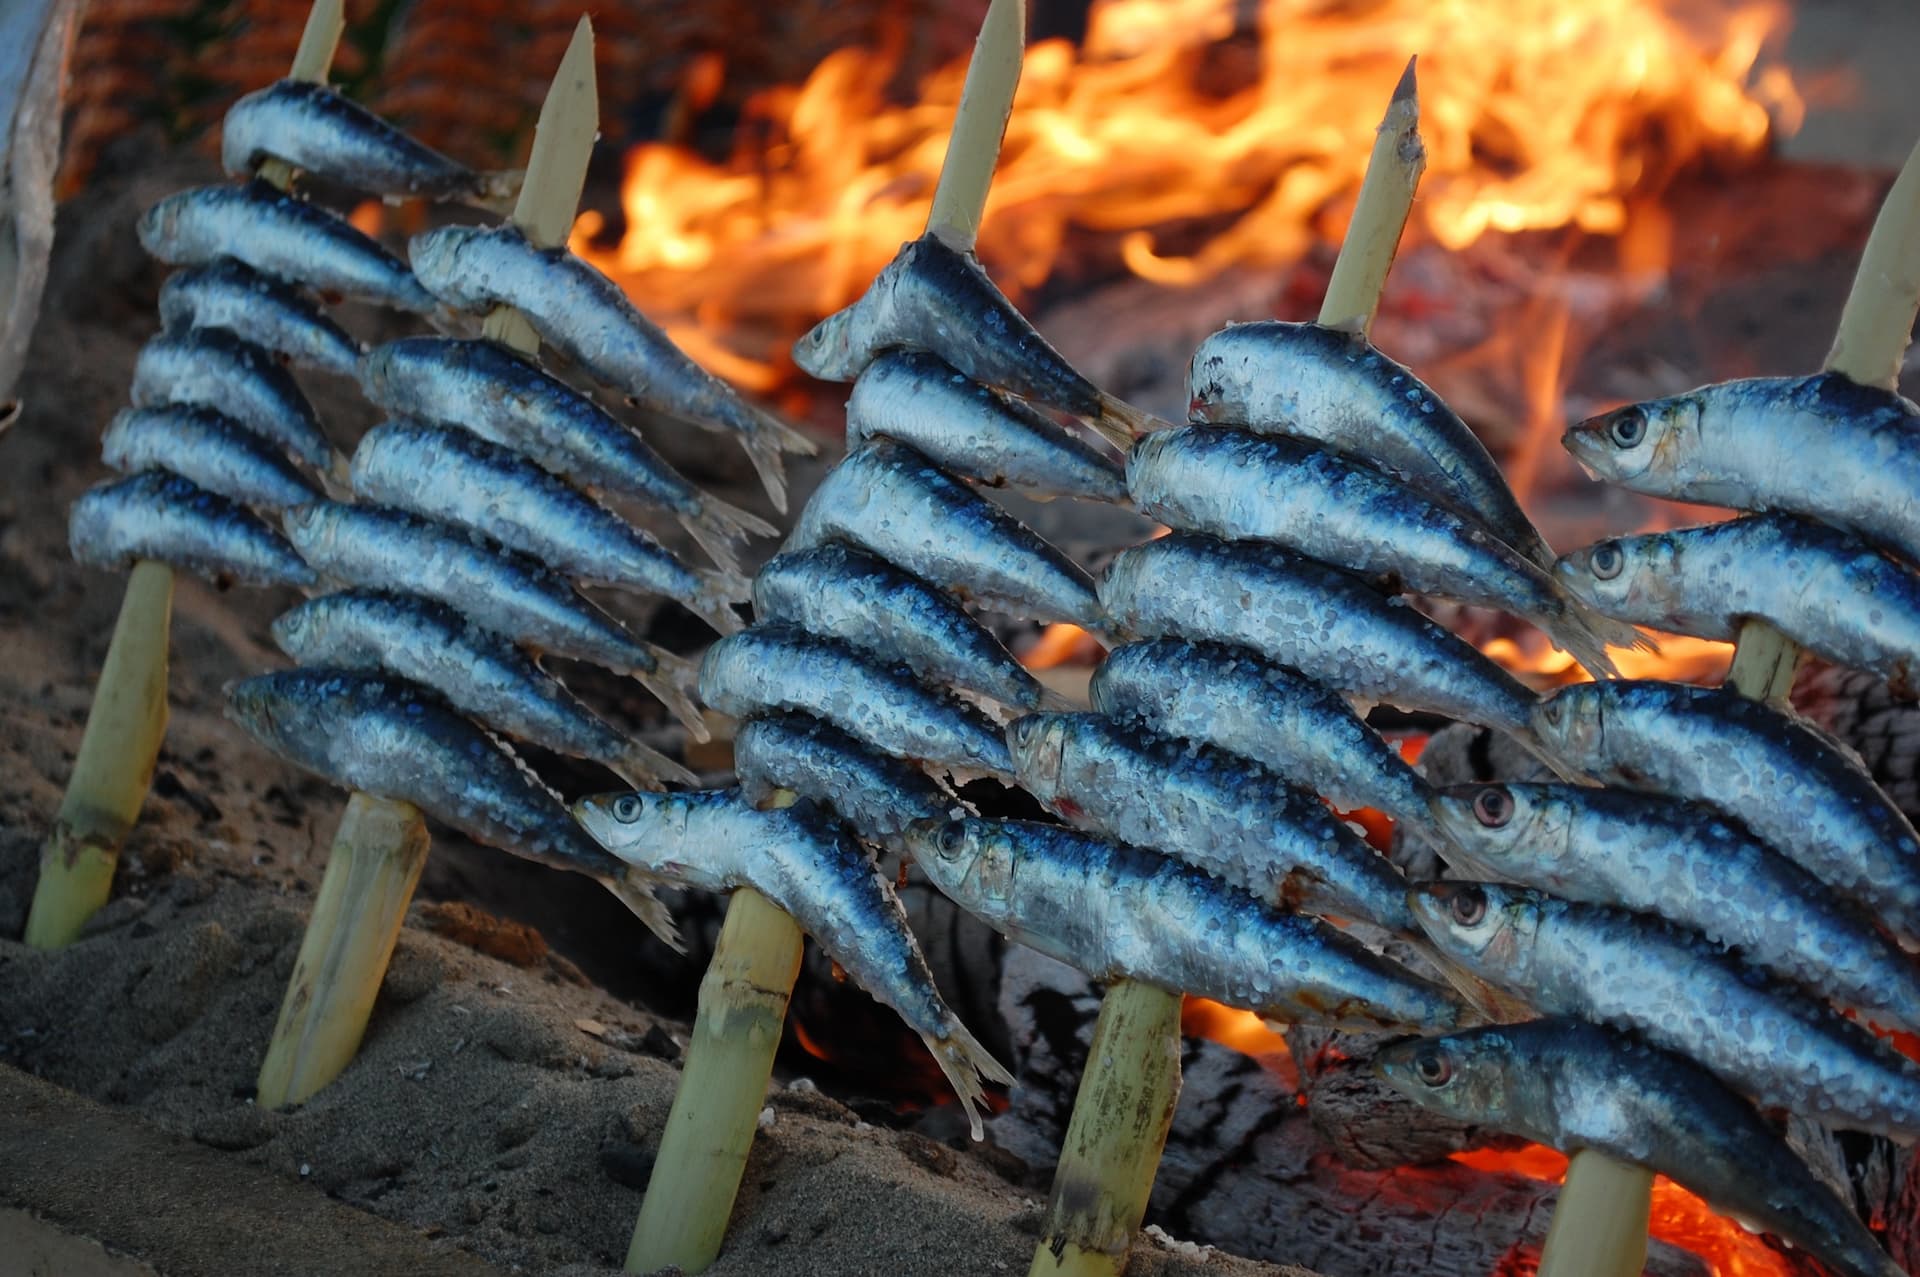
[1392,56,1417,105]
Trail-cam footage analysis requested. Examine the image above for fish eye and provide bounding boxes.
[1414,1045,1453,1086]
[1471,786,1514,829]
[1589,542,1625,580]
[935,822,968,859]
[1608,409,1647,449]
[612,795,643,823]
[1539,699,1564,726]
[1449,886,1489,927]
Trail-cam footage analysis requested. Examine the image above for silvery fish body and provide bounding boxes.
[901,817,1460,1030]
[1101,532,1539,736]
[158,258,363,377]
[1089,639,1442,845]
[846,350,1127,503]
[228,667,677,947]
[131,327,339,476]
[280,502,706,737]
[572,789,1011,1137]
[1532,680,1920,946]
[1188,321,1554,570]
[752,543,1061,711]
[1558,515,1920,696]
[1431,781,1920,1034]
[1376,1020,1903,1277]
[1564,374,1920,563]
[784,439,1104,629]
[348,421,745,635]
[101,405,320,511]
[357,337,774,573]
[70,471,315,589]
[732,712,956,843]
[792,233,1157,448]
[138,181,437,313]
[271,590,695,789]
[222,79,518,206]
[1007,712,1413,933]
[1129,426,1634,678]
[407,224,816,512]
[1411,882,1920,1137]
[699,626,1014,782]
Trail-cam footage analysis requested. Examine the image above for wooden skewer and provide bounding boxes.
[1317,57,1423,337]
[927,0,1026,252]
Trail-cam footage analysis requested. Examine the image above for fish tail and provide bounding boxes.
[1091,391,1165,451]
[921,1019,1015,1142]
[687,568,750,636]
[612,738,699,790]
[631,646,712,743]
[471,168,525,214]
[680,493,778,575]
[599,872,684,952]
[739,426,793,516]
[1539,601,1627,680]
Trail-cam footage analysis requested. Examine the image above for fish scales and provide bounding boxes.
[1376,1020,1902,1277]
[783,439,1104,629]
[1532,679,1920,946]
[902,817,1459,1031]
[1565,373,1920,565]
[752,544,1061,711]
[102,405,321,511]
[228,668,678,946]
[158,258,363,377]
[407,224,816,512]
[138,181,438,313]
[733,712,956,843]
[1558,514,1920,695]
[1007,712,1413,934]
[699,626,1013,781]
[131,327,339,476]
[348,421,745,635]
[1188,321,1556,570]
[272,591,695,789]
[71,471,315,589]
[1100,532,1538,737]
[1432,781,1920,1033]
[846,350,1127,503]
[1128,425,1634,677]
[1411,882,1920,1138]
[357,337,773,573]
[572,789,1010,1137]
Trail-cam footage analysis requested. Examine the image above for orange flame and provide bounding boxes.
[1019,623,1105,671]
[1482,634,1735,687]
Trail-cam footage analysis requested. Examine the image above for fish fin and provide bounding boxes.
[1090,391,1166,450]
[613,739,699,790]
[687,568,750,636]
[633,646,712,742]
[471,168,525,214]
[921,1019,1015,1142]
[680,493,778,576]
[600,872,684,952]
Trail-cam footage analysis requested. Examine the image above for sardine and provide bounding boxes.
[1100,532,1539,737]
[901,817,1460,1030]
[792,232,1158,448]
[272,590,696,789]
[101,405,320,511]
[733,712,957,843]
[1409,881,1920,1138]
[407,224,816,511]
[752,544,1066,711]
[573,789,1011,1136]
[1188,321,1555,570]
[1564,374,1920,564]
[1130,426,1639,677]
[158,258,364,377]
[699,625,1014,782]
[348,421,745,635]
[1557,515,1920,696]
[1007,712,1413,933]
[784,439,1104,629]
[131,327,341,479]
[1376,1020,1902,1277]
[1531,680,1920,946]
[846,350,1127,503]
[70,471,315,589]
[1430,781,1920,1034]
[228,667,677,947]
[1088,639,1446,848]
[222,79,519,207]
[138,181,438,313]
[280,502,706,739]
[357,337,774,574]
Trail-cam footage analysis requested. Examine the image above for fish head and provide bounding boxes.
[1561,395,1699,487]
[279,502,334,553]
[267,599,320,660]
[354,342,393,403]
[1185,329,1260,425]
[571,791,711,885]
[902,817,1016,920]
[791,305,864,380]
[1429,783,1573,879]
[1005,714,1073,803]
[1528,682,1606,770]
[221,670,339,762]
[405,226,475,303]
[1406,882,1541,986]
[1553,534,1678,627]
[134,193,183,258]
[1373,1029,1514,1124]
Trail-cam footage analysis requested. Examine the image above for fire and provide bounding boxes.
[1019,623,1104,671]
[572,0,1799,382]
[1182,997,1292,1057]
[1482,634,1735,687]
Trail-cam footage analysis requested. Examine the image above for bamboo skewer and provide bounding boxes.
[256,16,598,1110]
[927,0,1026,252]
[1317,58,1423,336]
